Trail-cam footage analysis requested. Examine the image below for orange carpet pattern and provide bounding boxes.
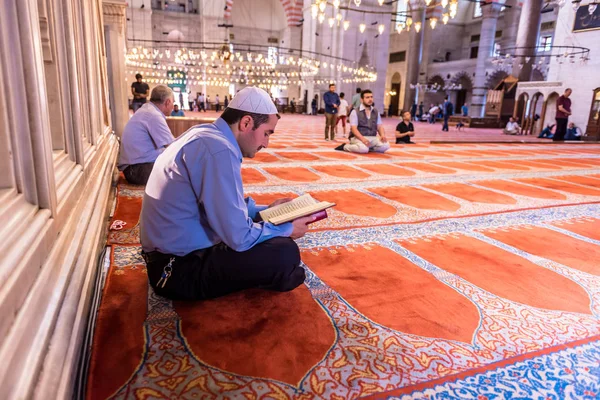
[88,114,600,399]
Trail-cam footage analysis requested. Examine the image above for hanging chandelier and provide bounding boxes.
[310,0,461,36]
[125,40,378,88]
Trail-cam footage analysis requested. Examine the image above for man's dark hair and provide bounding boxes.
[135,73,143,80]
[329,83,336,88]
[360,89,372,99]
[340,92,345,98]
[356,88,361,93]
[221,108,281,130]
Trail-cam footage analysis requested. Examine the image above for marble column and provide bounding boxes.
[103,0,129,137]
[403,0,426,113]
[512,0,544,81]
[471,2,502,118]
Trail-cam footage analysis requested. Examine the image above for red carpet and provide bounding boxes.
[88,113,600,399]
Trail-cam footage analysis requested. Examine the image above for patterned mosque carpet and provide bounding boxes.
[87,113,600,399]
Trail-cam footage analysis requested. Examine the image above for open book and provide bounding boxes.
[259,194,336,225]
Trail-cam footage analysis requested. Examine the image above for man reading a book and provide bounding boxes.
[140,87,315,301]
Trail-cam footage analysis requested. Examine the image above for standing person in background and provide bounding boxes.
[418,101,424,120]
[187,90,194,111]
[197,93,206,112]
[410,102,417,121]
[553,88,572,141]
[290,98,296,114]
[462,103,469,116]
[311,95,318,115]
[336,92,349,138]
[131,73,150,113]
[323,83,340,141]
[224,94,229,109]
[179,92,184,109]
[206,95,211,111]
[351,87,362,112]
[215,94,221,112]
[442,96,453,132]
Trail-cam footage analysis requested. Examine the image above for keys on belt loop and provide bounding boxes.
[156,257,175,289]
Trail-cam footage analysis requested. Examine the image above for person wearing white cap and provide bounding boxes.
[140,86,314,301]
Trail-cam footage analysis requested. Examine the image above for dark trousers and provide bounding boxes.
[553,118,568,141]
[143,237,305,301]
[442,115,450,131]
[123,162,154,185]
[188,101,194,111]
[199,102,205,112]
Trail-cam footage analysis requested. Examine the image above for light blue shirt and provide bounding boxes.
[118,102,174,170]
[171,110,185,117]
[140,118,293,256]
[349,103,382,126]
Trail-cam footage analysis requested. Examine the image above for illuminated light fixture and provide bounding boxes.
[378,0,384,5]
[406,17,413,27]
[441,0,449,7]
[450,8,457,18]
[336,13,342,22]
[328,17,335,27]
[442,13,449,24]
[425,0,432,5]
[318,13,325,23]
[318,1,326,12]
[378,23,385,34]
[414,21,422,32]
[359,22,366,33]
[311,4,318,18]
[354,0,361,6]
[333,0,340,8]
[343,20,350,30]
[430,17,437,29]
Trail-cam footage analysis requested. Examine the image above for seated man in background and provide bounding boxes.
[428,104,439,124]
[170,104,185,117]
[503,117,520,135]
[565,122,583,141]
[538,124,555,139]
[395,111,416,144]
[140,86,314,301]
[337,89,389,154]
[118,85,175,185]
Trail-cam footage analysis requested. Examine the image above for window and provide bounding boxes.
[493,42,501,57]
[470,46,479,59]
[495,30,503,38]
[396,0,407,24]
[389,51,406,63]
[541,21,555,31]
[539,36,552,52]
[474,2,482,18]
[471,34,480,42]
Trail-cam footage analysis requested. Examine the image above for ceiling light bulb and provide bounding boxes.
[318,13,325,23]
[450,9,457,18]
[359,23,366,33]
[311,4,318,18]
[425,0,432,5]
[354,0,361,6]
[414,21,422,32]
[441,0,449,7]
[443,13,449,24]
[406,17,413,27]
[333,0,340,8]
[336,13,342,21]
[343,20,350,30]
[319,1,327,12]
[378,0,385,5]
[378,23,385,34]
[328,17,335,27]
[430,18,437,29]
